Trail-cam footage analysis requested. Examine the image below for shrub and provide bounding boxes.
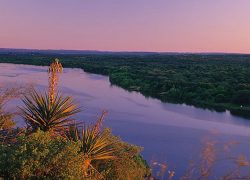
[0,130,83,179]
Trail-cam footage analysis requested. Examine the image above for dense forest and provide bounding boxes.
[1,52,250,118]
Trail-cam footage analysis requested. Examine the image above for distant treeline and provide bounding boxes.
[1,52,250,118]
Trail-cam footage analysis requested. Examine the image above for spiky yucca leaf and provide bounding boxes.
[81,126,115,161]
[66,124,115,161]
[66,124,115,178]
[20,90,80,133]
[66,124,81,142]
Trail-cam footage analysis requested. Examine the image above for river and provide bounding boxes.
[1,63,250,178]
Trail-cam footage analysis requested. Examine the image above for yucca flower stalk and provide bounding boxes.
[48,58,63,105]
[92,110,108,135]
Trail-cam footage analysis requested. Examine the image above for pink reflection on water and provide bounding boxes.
[1,63,250,137]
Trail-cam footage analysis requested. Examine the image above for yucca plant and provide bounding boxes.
[20,90,80,133]
[66,123,115,178]
[81,126,115,162]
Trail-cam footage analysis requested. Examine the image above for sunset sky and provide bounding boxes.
[1,0,250,53]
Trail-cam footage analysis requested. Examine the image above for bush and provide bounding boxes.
[0,130,83,179]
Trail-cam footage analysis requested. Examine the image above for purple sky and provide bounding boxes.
[1,0,250,53]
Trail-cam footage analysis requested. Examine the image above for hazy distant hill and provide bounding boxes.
[0,48,162,55]
[0,48,247,56]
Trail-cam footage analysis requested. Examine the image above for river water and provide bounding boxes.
[1,63,250,178]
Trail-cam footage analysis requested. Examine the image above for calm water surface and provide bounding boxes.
[1,63,250,178]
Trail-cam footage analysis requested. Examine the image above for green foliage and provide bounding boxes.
[0,130,83,179]
[1,53,250,117]
[0,128,150,179]
[20,90,80,133]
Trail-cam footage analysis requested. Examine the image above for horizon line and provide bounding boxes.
[0,47,250,55]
